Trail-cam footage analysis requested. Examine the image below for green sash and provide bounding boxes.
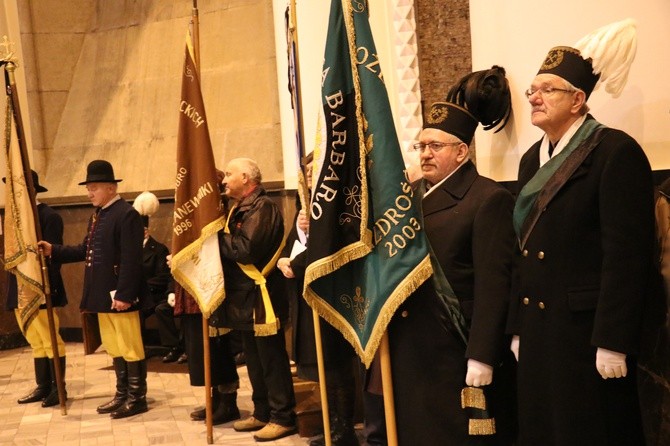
[513,119,604,240]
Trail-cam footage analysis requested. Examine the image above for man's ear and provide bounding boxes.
[456,143,470,162]
[571,90,586,113]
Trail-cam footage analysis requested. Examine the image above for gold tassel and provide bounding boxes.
[469,418,496,435]
[461,386,487,410]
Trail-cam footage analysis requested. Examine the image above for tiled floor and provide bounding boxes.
[0,343,310,445]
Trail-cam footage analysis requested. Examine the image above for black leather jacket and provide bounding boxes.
[212,186,287,330]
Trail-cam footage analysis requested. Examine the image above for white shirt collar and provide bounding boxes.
[539,114,587,167]
[423,159,467,198]
[101,194,122,210]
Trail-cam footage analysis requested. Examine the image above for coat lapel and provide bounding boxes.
[422,160,478,217]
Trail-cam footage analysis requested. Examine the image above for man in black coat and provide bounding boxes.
[131,192,173,353]
[388,66,517,446]
[509,21,653,445]
[40,160,147,419]
[214,157,296,442]
[4,170,68,408]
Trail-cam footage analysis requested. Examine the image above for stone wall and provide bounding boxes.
[17,0,284,199]
[413,0,474,156]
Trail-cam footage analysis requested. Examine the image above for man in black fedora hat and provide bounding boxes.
[4,170,69,408]
[39,159,148,419]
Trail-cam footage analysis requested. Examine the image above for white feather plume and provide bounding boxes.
[133,191,159,216]
[574,18,637,98]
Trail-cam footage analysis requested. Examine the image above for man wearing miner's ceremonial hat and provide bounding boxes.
[388,65,517,445]
[509,19,654,445]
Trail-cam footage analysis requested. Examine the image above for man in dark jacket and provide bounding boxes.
[388,67,517,446]
[214,157,296,442]
[39,160,147,419]
[132,191,172,352]
[4,170,68,408]
[509,20,652,445]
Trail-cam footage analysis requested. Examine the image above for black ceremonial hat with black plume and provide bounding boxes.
[424,65,511,145]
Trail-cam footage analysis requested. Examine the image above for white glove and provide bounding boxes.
[465,359,493,387]
[510,335,520,362]
[167,292,176,307]
[595,347,627,379]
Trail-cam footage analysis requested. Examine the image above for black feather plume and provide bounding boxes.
[445,65,511,133]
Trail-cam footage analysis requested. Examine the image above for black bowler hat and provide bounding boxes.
[2,169,48,193]
[78,160,122,185]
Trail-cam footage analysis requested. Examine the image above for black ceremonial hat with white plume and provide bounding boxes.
[537,18,637,99]
[133,191,160,228]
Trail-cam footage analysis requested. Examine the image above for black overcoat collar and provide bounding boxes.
[421,160,478,217]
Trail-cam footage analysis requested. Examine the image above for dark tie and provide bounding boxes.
[548,142,555,158]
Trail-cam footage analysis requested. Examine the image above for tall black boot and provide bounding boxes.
[190,387,221,421]
[18,357,51,404]
[42,356,67,407]
[309,381,359,446]
[111,359,148,419]
[97,357,128,414]
[212,389,240,425]
[333,381,358,446]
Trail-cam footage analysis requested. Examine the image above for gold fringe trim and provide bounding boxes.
[360,256,432,368]
[304,240,371,287]
[171,216,227,318]
[461,386,487,410]
[254,320,281,337]
[342,0,370,247]
[208,326,231,337]
[304,255,432,368]
[3,98,44,333]
[469,418,496,436]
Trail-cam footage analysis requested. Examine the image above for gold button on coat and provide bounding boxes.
[522,297,529,305]
[538,302,546,310]
[401,310,408,318]
[537,251,545,259]
[522,249,528,257]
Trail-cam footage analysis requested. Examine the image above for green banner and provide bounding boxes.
[304,0,432,367]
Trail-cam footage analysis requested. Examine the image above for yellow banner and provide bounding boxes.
[2,98,44,332]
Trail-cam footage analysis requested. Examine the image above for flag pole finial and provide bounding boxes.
[0,35,17,65]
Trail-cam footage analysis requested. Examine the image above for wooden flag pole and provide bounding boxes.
[288,2,330,442]
[380,332,398,446]
[190,1,213,443]
[312,310,332,446]
[3,61,67,415]
[288,0,309,211]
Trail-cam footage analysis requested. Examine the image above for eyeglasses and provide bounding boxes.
[524,86,575,99]
[411,141,461,153]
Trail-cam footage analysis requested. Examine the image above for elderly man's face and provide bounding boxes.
[223,160,246,200]
[86,182,117,207]
[418,128,467,186]
[527,73,578,133]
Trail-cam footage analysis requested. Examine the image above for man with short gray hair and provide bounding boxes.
[212,157,297,441]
